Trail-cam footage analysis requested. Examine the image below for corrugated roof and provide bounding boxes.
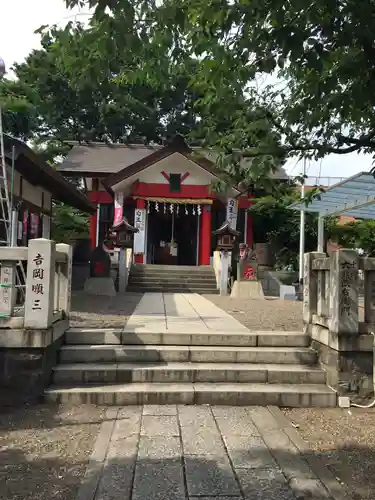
[290,171,375,219]
[58,140,289,180]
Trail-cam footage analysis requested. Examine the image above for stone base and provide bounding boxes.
[230,280,264,299]
[84,277,116,297]
[0,338,62,406]
[311,338,373,397]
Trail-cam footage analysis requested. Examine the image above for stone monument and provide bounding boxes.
[84,242,116,296]
[231,243,264,299]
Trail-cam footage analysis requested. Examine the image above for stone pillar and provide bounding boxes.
[56,243,73,316]
[219,250,230,295]
[303,252,325,325]
[329,249,359,334]
[24,239,55,329]
[199,205,212,265]
[364,266,375,323]
[118,248,127,294]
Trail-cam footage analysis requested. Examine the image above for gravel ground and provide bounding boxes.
[204,295,304,331]
[0,404,105,500]
[71,292,143,327]
[284,407,375,500]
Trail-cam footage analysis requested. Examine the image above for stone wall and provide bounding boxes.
[0,338,62,406]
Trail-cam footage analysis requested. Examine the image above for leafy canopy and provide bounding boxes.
[65,0,375,164]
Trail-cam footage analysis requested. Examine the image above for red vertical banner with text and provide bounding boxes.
[113,192,124,226]
[30,214,39,238]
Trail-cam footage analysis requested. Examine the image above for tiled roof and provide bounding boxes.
[58,140,288,180]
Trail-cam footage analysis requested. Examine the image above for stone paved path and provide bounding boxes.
[77,405,344,500]
[125,293,250,333]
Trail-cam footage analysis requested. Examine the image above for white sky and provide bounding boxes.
[1,0,373,181]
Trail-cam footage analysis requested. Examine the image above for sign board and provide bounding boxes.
[134,208,146,254]
[113,192,124,226]
[226,198,238,229]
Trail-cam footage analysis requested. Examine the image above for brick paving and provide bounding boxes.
[76,405,346,500]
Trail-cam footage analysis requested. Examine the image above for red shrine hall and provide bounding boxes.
[58,136,287,265]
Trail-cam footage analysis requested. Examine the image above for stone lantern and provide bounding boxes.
[213,220,241,252]
[108,217,138,249]
[212,220,240,295]
[108,218,138,294]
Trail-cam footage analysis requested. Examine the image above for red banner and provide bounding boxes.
[113,192,123,226]
[30,213,39,238]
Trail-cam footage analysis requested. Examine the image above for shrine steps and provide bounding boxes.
[126,264,219,294]
[45,328,337,407]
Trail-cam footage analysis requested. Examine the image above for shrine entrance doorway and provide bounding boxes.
[146,204,199,266]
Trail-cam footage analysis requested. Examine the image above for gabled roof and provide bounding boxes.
[3,135,95,214]
[103,135,224,190]
[57,135,289,183]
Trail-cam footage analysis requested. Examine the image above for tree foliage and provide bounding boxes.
[250,182,336,268]
[65,0,375,164]
[330,219,375,256]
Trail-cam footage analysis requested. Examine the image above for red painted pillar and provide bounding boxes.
[245,195,254,248]
[88,191,98,249]
[199,205,212,265]
[134,198,146,264]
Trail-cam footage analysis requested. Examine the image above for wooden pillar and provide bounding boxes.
[245,212,253,247]
[199,205,211,265]
[90,214,97,249]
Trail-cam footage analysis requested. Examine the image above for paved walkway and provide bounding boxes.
[125,293,250,332]
[77,405,345,500]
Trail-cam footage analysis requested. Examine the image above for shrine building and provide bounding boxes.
[58,135,287,266]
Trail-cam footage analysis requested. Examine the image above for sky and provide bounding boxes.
[1,0,373,182]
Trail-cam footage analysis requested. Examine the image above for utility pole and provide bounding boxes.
[298,158,306,282]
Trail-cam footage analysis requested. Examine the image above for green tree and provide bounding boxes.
[331,220,375,256]
[250,182,336,268]
[66,0,375,163]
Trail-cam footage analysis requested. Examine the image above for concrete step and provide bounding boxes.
[65,328,311,348]
[59,345,318,364]
[45,382,337,407]
[131,264,214,272]
[126,286,219,293]
[128,277,217,285]
[52,362,327,385]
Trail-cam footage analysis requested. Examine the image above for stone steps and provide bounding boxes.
[59,344,318,365]
[45,382,337,407]
[65,328,311,347]
[127,264,218,294]
[46,326,337,407]
[126,286,220,294]
[52,362,327,385]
